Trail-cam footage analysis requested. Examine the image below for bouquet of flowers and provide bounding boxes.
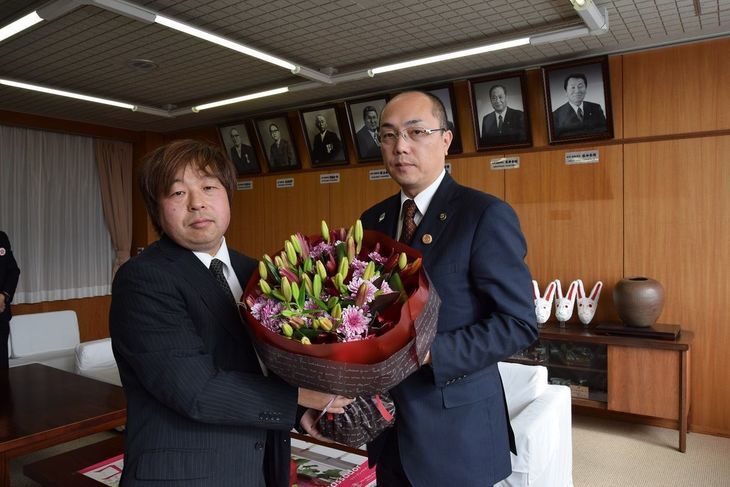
[241,219,440,397]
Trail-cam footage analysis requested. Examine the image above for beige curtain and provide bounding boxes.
[95,139,133,276]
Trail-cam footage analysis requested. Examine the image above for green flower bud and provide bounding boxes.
[327,296,339,308]
[338,256,349,279]
[259,279,271,295]
[301,336,312,345]
[290,234,302,254]
[333,273,345,293]
[313,274,322,298]
[258,261,268,280]
[281,277,292,302]
[331,303,342,321]
[347,236,355,263]
[285,241,297,266]
[290,281,300,303]
[281,323,294,337]
[398,252,408,270]
[263,254,273,265]
[301,274,313,295]
[316,260,327,281]
[363,261,376,281]
[274,255,285,269]
[319,317,333,331]
[354,219,363,253]
[303,257,313,273]
[321,220,330,242]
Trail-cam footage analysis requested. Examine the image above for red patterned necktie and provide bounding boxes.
[399,199,418,245]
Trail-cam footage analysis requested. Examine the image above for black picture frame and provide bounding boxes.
[469,71,532,151]
[346,95,389,162]
[217,121,261,176]
[299,105,349,167]
[423,83,462,155]
[542,56,613,144]
[254,114,301,172]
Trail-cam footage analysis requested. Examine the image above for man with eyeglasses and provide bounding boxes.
[360,91,537,487]
[268,123,296,169]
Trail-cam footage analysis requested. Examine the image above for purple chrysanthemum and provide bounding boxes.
[368,251,387,264]
[339,305,371,341]
[250,296,285,332]
[347,277,378,304]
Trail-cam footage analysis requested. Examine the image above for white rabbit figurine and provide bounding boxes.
[576,279,603,326]
[554,279,578,326]
[532,280,556,325]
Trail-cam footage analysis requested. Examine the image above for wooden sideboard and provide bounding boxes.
[509,322,693,452]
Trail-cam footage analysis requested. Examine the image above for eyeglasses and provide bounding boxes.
[378,127,446,145]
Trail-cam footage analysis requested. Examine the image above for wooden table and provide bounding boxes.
[23,436,124,486]
[0,364,126,487]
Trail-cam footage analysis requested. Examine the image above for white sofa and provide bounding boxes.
[8,310,80,372]
[496,362,573,487]
[74,337,121,386]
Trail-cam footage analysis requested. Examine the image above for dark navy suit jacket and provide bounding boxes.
[360,173,538,486]
[553,100,607,137]
[110,236,298,486]
[481,107,527,146]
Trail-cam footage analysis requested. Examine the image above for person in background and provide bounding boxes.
[553,73,607,137]
[355,105,381,159]
[228,128,259,176]
[360,91,538,487]
[480,84,526,146]
[311,114,343,163]
[268,123,296,169]
[110,139,350,486]
[0,230,20,369]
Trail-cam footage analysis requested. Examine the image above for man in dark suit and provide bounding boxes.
[110,140,350,486]
[355,105,381,159]
[480,84,526,146]
[0,230,20,368]
[268,123,296,169]
[553,73,607,137]
[228,128,259,176]
[311,114,343,163]
[360,92,538,487]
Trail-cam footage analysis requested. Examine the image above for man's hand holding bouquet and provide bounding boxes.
[242,219,440,446]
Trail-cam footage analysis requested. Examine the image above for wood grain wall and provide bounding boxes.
[4,38,728,436]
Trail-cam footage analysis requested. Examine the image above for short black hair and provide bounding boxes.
[563,73,587,90]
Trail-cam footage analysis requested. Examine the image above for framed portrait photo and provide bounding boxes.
[254,114,301,172]
[346,96,388,162]
[469,71,532,151]
[218,121,261,176]
[542,56,613,144]
[423,83,462,155]
[299,105,348,167]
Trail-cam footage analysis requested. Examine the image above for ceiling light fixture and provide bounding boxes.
[0,11,43,42]
[0,78,136,110]
[191,87,290,112]
[570,0,609,32]
[371,37,531,75]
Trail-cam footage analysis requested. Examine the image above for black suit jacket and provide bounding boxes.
[553,100,607,137]
[110,236,298,486]
[0,231,20,324]
[311,130,343,163]
[230,144,260,175]
[355,126,381,159]
[360,174,538,486]
[481,107,526,146]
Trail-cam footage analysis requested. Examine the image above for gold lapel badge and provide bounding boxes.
[422,234,433,245]
[378,212,386,222]
[439,212,447,221]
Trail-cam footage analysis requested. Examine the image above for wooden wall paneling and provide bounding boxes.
[608,55,623,140]
[452,80,476,154]
[608,346,679,419]
[131,132,164,252]
[624,136,730,435]
[261,172,330,255]
[623,38,730,138]
[449,156,505,199]
[525,68,549,148]
[227,178,268,260]
[14,296,112,342]
[505,145,623,324]
[328,166,400,231]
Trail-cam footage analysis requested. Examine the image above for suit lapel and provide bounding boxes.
[158,236,246,343]
[410,173,459,255]
[373,194,402,239]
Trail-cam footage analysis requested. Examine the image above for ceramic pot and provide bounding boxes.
[613,277,664,328]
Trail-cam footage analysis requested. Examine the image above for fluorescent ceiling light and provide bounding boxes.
[154,15,296,71]
[570,0,608,32]
[530,26,590,45]
[0,78,136,110]
[0,11,43,42]
[371,37,530,75]
[192,87,290,112]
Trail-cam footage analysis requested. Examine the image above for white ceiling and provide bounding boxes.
[0,0,728,132]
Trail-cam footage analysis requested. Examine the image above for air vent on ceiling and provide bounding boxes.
[127,59,159,73]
